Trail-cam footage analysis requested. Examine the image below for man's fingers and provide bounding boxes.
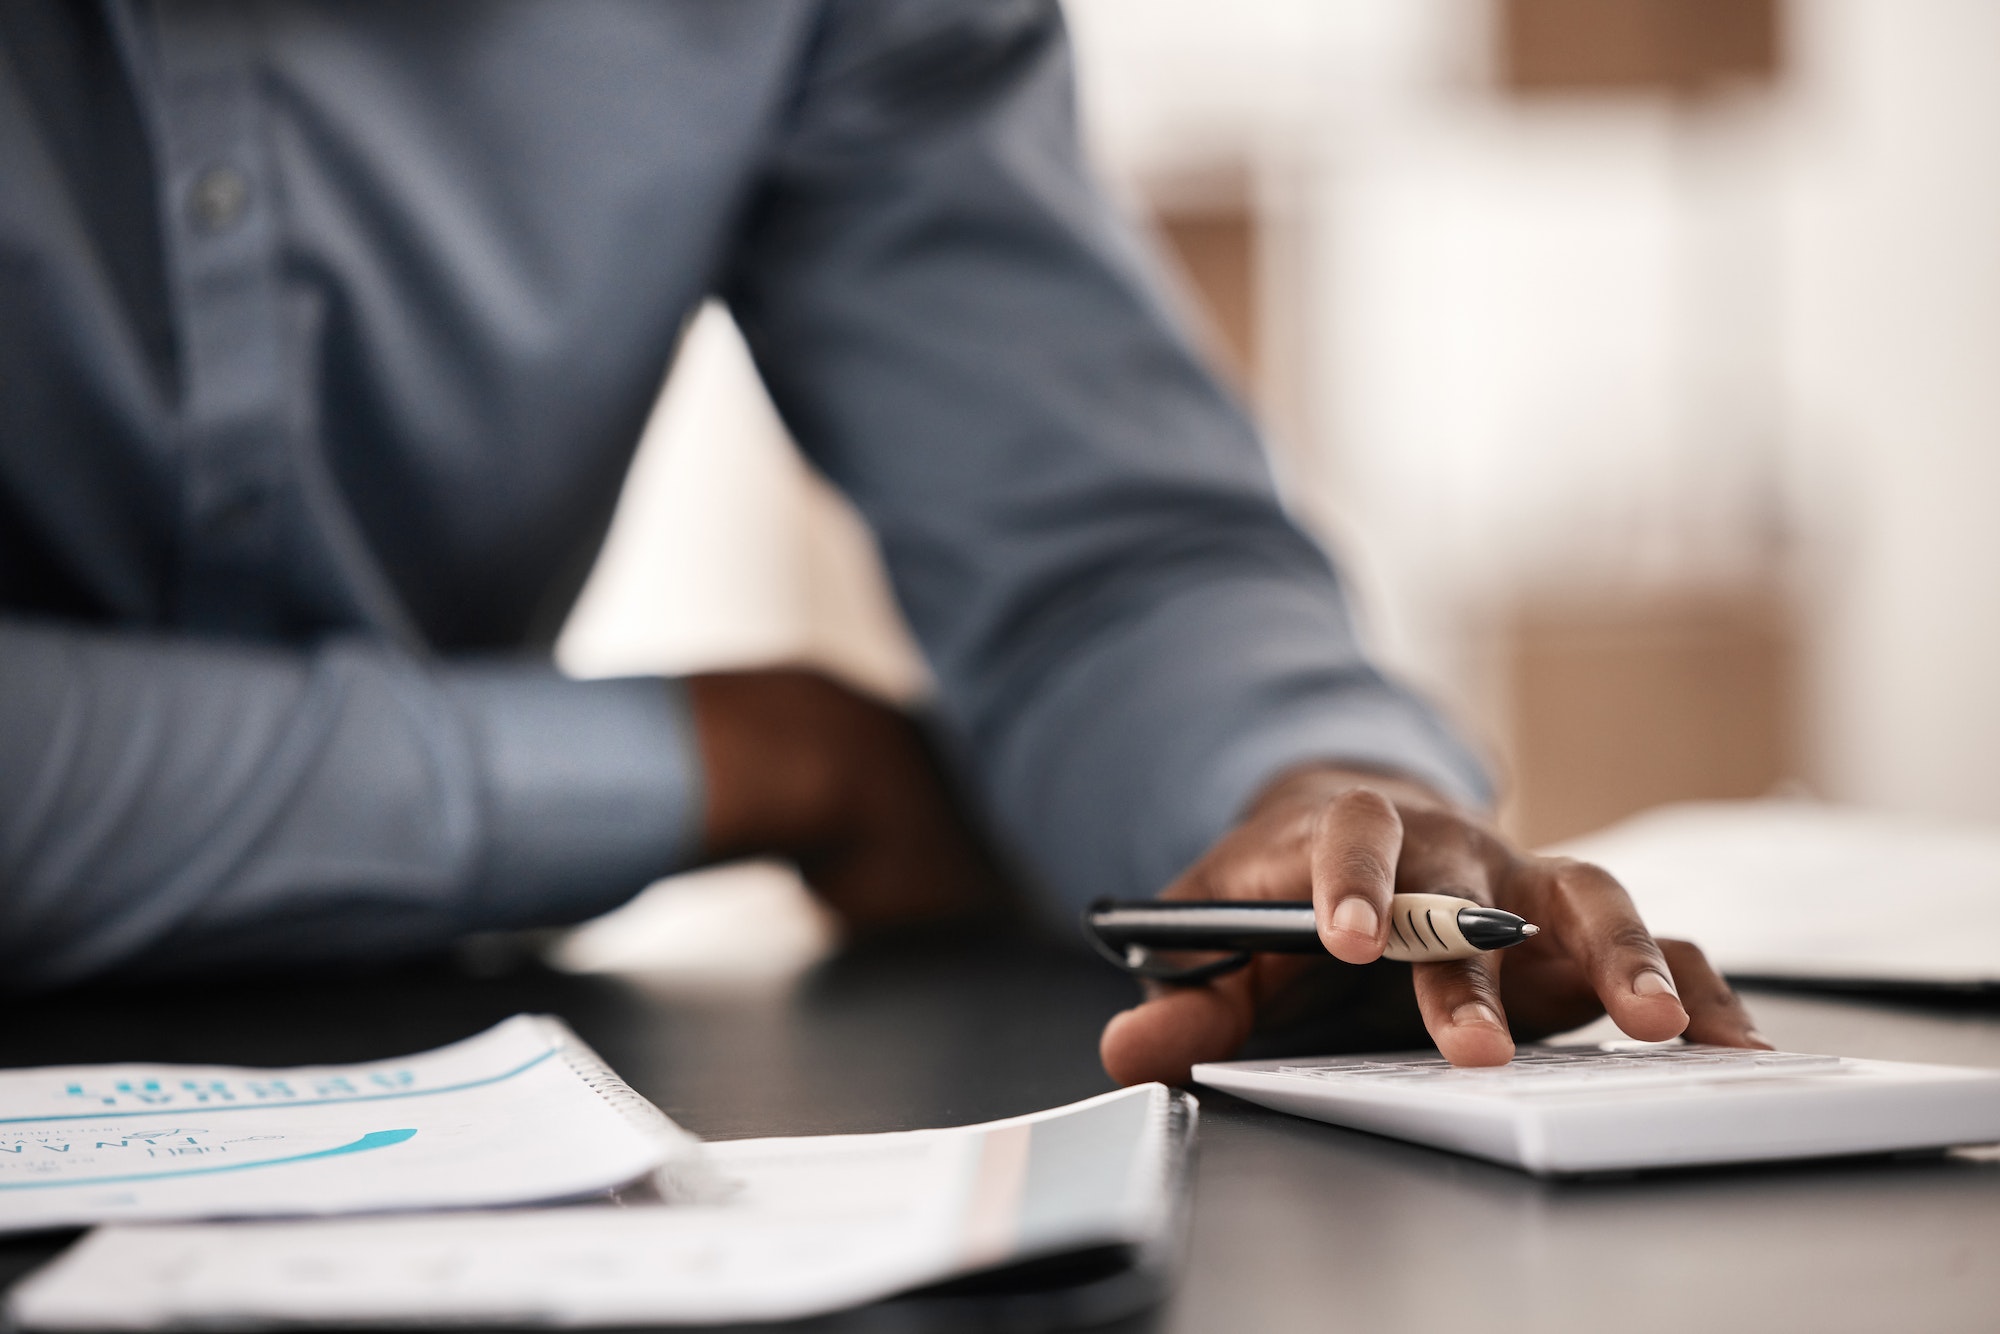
[1099,972,1258,1086]
[1661,938,1769,1048]
[1392,806,1508,902]
[1393,808,1507,1065]
[1538,858,1690,1042]
[1411,954,1515,1066]
[1310,788,1402,964]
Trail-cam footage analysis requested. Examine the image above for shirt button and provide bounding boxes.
[188,165,251,235]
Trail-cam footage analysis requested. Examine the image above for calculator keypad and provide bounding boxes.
[1271,1045,1843,1095]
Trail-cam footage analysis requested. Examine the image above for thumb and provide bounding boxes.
[1099,978,1256,1086]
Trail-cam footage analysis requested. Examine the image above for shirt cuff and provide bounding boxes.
[442,664,703,931]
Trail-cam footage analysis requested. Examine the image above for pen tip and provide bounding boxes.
[1520,923,1540,938]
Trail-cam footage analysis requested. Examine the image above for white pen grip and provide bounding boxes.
[1380,893,1483,962]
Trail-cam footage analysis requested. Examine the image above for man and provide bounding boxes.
[0,0,1761,1082]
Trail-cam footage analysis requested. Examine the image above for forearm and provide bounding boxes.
[0,619,699,986]
[688,671,854,866]
[687,669,1001,929]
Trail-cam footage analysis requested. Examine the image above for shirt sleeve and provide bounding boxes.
[723,0,1491,914]
[0,617,701,987]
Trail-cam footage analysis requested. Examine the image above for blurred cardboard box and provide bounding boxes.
[1499,0,1781,97]
[1500,587,1798,846]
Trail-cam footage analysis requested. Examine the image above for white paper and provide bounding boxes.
[1550,799,2000,985]
[0,1016,696,1235]
[8,1084,1192,1330]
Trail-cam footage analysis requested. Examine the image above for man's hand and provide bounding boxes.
[688,668,1001,929]
[1099,765,1766,1085]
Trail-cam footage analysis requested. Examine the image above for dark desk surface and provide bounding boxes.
[3,932,1997,1334]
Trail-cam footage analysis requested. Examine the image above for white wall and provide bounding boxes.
[1780,0,2000,820]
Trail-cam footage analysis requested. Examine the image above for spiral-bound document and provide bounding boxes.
[9,1083,1196,1330]
[0,1016,699,1234]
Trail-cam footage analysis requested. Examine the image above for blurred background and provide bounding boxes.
[550,0,2000,977]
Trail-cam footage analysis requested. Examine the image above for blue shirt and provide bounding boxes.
[0,0,1488,986]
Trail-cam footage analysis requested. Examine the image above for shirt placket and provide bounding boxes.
[150,1,289,635]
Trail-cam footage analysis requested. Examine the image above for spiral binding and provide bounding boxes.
[532,1017,729,1204]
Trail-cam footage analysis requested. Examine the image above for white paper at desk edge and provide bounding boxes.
[6,1083,1196,1330]
[1549,799,2000,986]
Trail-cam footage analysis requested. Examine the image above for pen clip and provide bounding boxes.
[1079,909,1254,985]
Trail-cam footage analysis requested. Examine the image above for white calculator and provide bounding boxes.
[1192,1044,2000,1176]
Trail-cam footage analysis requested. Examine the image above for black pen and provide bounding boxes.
[1083,892,1539,982]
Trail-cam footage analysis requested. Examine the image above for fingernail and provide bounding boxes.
[1452,1002,1501,1030]
[1632,969,1679,1000]
[1330,896,1379,938]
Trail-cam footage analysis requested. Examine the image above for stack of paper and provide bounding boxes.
[0,1018,1195,1329]
[1550,799,2000,989]
[12,1084,1193,1329]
